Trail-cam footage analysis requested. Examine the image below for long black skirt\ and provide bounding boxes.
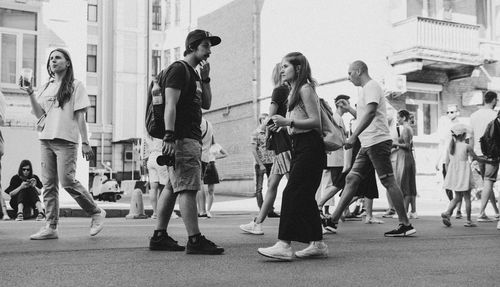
[278,131,326,243]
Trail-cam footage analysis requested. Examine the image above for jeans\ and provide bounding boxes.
[41,139,100,226]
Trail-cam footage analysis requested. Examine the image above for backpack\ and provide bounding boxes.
[318,97,345,152]
[480,118,500,159]
[145,61,191,139]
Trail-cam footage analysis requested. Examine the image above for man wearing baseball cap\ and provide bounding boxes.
[184,29,221,54]
[148,29,224,255]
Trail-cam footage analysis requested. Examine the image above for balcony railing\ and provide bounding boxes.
[390,16,481,66]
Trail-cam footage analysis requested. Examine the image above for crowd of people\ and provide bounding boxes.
[0,29,498,262]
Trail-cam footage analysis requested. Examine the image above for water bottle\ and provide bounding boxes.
[151,78,163,105]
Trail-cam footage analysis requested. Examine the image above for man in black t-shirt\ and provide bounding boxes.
[149,30,224,255]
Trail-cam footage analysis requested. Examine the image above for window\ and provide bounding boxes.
[0,8,37,86]
[0,8,37,30]
[87,0,98,22]
[87,44,97,73]
[165,0,171,29]
[152,50,161,76]
[152,0,161,30]
[175,0,180,26]
[87,95,97,123]
[164,49,171,67]
[405,91,439,137]
[23,34,37,86]
[1,33,17,84]
[174,47,180,61]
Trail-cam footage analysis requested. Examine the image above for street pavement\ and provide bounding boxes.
[1,174,499,286]
[1,214,499,287]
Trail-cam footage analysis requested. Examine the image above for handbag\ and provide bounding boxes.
[35,82,53,132]
[265,122,276,151]
[36,99,55,132]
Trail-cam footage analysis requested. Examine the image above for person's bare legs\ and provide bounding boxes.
[255,174,283,223]
[206,184,215,217]
[149,181,160,218]
[197,185,207,217]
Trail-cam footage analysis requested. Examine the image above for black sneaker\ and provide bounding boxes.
[149,232,185,251]
[186,235,224,255]
[322,218,338,233]
[384,224,416,237]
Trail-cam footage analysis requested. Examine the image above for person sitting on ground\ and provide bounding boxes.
[4,160,44,221]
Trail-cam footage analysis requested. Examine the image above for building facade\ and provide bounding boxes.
[199,0,500,195]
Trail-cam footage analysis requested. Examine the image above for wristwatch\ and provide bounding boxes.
[201,77,211,84]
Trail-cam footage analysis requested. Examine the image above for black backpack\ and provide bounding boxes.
[145,60,191,139]
[480,118,500,159]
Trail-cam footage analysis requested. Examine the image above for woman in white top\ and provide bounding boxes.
[22,48,105,240]
[258,52,327,261]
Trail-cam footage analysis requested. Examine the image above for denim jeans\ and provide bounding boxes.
[41,139,100,226]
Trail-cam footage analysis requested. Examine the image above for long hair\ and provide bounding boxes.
[449,133,466,155]
[398,109,411,122]
[17,159,33,179]
[283,52,317,111]
[46,48,75,108]
[271,62,282,88]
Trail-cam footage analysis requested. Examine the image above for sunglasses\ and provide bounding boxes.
[22,168,31,171]
[447,111,456,114]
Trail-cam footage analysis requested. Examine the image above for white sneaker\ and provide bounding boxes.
[295,241,329,259]
[239,219,264,235]
[408,212,419,219]
[90,208,106,236]
[497,220,500,230]
[258,241,293,261]
[365,217,384,224]
[30,225,58,240]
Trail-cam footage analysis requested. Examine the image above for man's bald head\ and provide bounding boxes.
[348,60,371,87]
[350,60,368,75]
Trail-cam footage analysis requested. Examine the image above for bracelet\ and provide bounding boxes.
[163,130,175,142]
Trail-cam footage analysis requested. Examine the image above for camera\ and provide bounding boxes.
[157,155,175,167]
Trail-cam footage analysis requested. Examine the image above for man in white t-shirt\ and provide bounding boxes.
[330,61,415,237]
[470,91,499,222]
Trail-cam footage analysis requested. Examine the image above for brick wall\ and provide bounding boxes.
[198,0,260,182]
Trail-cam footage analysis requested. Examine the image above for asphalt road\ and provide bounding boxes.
[1,215,499,287]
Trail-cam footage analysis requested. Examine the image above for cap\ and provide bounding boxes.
[185,29,221,50]
[450,123,467,136]
[334,94,350,102]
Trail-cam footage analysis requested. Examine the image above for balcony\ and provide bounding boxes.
[388,17,483,81]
